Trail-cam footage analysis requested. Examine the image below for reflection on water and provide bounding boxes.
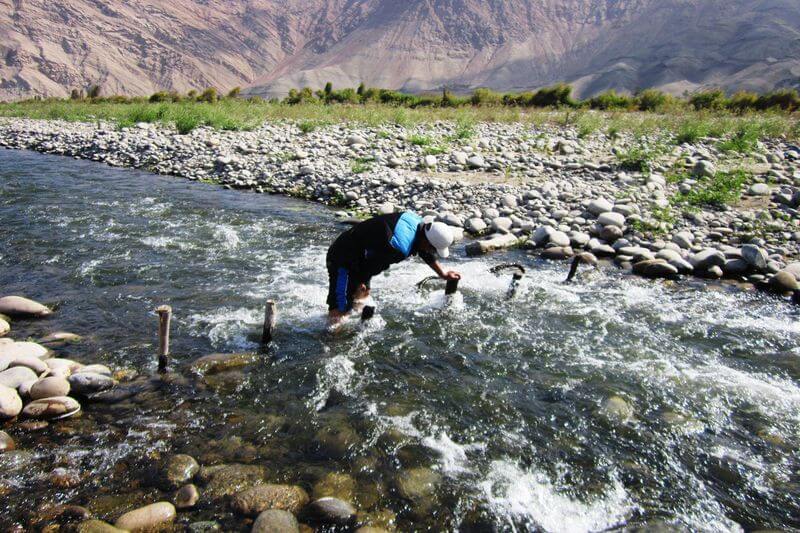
[1,149,799,531]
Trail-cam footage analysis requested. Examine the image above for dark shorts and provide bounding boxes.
[326,261,371,312]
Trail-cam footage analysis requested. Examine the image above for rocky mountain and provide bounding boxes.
[1,0,799,101]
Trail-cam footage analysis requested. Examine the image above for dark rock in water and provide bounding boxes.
[300,497,357,528]
[312,472,356,502]
[87,378,156,403]
[231,484,310,516]
[174,484,200,509]
[0,296,52,318]
[35,504,90,524]
[315,422,360,459]
[187,522,222,533]
[189,353,257,375]
[0,450,34,472]
[770,270,798,293]
[395,467,441,503]
[0,430,15,452]
[632,259,678,279]
[69,372,116,395]
[160,454,200,490]
[252,509,300,533]
[196,463,268,500]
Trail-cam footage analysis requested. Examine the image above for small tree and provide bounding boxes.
[198,87,218,103]
[87,84,102,99]
[227,86,242,98]
[70,88,82,100]
[324,82,333,95]
[187,89,198,100]
[357,82,365,96]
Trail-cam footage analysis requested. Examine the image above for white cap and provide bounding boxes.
[424,222,454,258]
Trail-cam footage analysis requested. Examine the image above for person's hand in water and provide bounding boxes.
[443,271,461,281]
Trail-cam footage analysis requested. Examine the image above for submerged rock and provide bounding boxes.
[312,472,356,502]
[598,395,634,424]
[174,484,200,509]
[252,509,300,533]
[189,353,257,375]
[197,463,268,500]
[0,385,23,418]
[77,519,126,533]
[632,259,679,279]
[0,430,15,452]
[23,396,81,419]
[76,364,113,377]
[161,453,200,489]
[0,296,52,318]
[300,497,357,528]
[395,467,441,503]
[114,502,176,532]
[231,484,310,516]
[69,372,116,394]
[39,331,82,345]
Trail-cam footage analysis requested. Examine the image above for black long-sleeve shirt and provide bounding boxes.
[327,212,436,280]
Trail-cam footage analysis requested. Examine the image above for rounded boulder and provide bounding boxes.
[231,484,310,517]
[30,376,71,400]
[0,366,39,389]
[114,502,176,532]
[23,396,81,420]
[0,341,49,360]
[0,296,52,318]
[252,509,299,533]
[69,372,116,395]
[0,384,23,418]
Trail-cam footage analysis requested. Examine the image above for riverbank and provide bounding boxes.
[1,116,800,296]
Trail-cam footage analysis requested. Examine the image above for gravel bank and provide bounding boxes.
[2,117,799,296]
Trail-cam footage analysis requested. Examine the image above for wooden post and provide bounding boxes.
[156,305,171,373]
[361,305,375,321]
[445,278,460,295]
[262,300,277,346]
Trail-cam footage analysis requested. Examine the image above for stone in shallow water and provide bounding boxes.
[39,331,82,344]
[174,484,200,509]
[114,502,176,532]
[0,296,52,318]
[252,509,299,533]
[69,372,116,394]
[312,472,356,501]
[598,395,634,424]
[160,454,200,490]
[770,270,798,293]
[231,483,310,516]
[0,430,14,452]
[76,364,113,376]
[189,353,257,375]
[395,467,441,502]
[300,497,357,528]
[196,463,268,500]
[29,376,71,400]
[23,396,81,420]
[76,519,126,533]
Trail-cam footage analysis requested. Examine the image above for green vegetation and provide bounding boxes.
[1,84,797,138]
[672,170,749,208]
[351,157,373,174]
[615,139,665,173]
[407,134,433,146]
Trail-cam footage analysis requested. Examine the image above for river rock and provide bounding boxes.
[741,244,768,270]
[0,430,14,452]
[723,259,751,277]
[632,260,679,279]
[114,502,176,532]
[587,198,613,216]
[598,395,634,423]
[161,454,200,489]
[599,225,623,243]
[395,467,441,502]
[197,463,268,500]
[690,249,726,270]
[748,183,770,196]
[76,364,113,376]
[252,509,299,533]
[465,233,518,256]
[0,384,23,418]
[490,217,513,233]
[782,262,800,280]
[672,231,694,249]
[189,353,257,375]
[30,376,71,400]
[0,296,52,318]
[69,372,116,394]
[312,472,356,501]
[174,484,200,509]
[188,522,222,533]
[0,341,49,360]
[77,520,127,533]
[46,358,83,377]
[8,355,48,375]
[541,246,574,260]
[769,270,799,293]
[39,331,82,344]
[231,484,310,516]
[692,160,716,178]
[0,366,38,389]
[0,318,8,337]
[597,212,625,228]
[464,218,487,235]
[301,497,357,528]
[23,396,81,419]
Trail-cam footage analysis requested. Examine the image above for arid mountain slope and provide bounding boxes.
[1,0,799,101]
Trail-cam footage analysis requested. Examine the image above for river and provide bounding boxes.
[1,149,799,531]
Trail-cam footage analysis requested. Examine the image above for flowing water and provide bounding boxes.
[1,149,799,531]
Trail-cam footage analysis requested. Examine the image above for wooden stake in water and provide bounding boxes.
[156,305,172,373]
[361,305,376,321]
[445,278,460,295]
[262,300,277,346]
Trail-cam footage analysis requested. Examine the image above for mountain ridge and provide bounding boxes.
[1,0,798,101]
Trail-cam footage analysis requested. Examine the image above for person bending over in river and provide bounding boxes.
[326,211,461,328]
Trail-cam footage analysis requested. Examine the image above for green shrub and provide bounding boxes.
[227,87,242,98]
[636,89,670,112]
[87,85,102,99]
[471,88,502,106]
[616,139,664,173]
[298,121,318,134]
[588,90,635,110]
[689,89,728,110]
[407,134,432,146]
[756,89,800,112]
[197,88,218,103]
[672,170,749,208]
[529,84,576,108]
[675,118,711,144]
[727,91,759,113]
[717,124,761,154]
